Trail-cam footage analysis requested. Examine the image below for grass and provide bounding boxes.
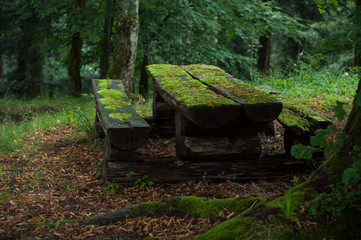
[252,63,359,108]
[0,96,96,154]
[0,94,154,155]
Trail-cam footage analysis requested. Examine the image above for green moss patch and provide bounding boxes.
[93,79,134,122]
[147,64,235,107]
[278,99,330,133]
[182,64,280,104]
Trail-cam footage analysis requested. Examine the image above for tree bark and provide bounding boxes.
[99,0,114,79]
[139,54,149,97]
[354,0,361,66]
[12,10,43,98]
[108,0,139,95]
[257,32,271,76]
[0,55,5,77]
[68,0,86,98]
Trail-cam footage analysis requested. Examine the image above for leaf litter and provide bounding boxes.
[1,114,342,239]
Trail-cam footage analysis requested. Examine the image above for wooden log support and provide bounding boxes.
[146,64,242,129]
[150,89,176,138]
[182,64,283,123]
[175,112,262,160]
[277,100,331,154]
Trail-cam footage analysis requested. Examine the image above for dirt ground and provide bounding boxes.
[0,118,322,240]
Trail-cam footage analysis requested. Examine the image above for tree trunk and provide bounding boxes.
[354,0,361,66]
[68,0,86,98]
[139,54,149,97]
[12,11,43,98]
[0,55,5,77]
[108,0,139,95]
[99,0,114,79]
[257,32,271,76]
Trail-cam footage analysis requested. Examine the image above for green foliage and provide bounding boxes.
[332,101,347,121]
[68,106,95,138]
[135,175,154,188]
[291,144,318,160]
[103,182,120,195]
[0,97,95,154]
[253,60,358,106]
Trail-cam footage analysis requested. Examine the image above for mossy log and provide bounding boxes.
[182,64,283,123]
[147,64,242,128]
[81,196,261,226]
[92,79,151,150]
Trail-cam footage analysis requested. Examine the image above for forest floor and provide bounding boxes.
[0,107,345,240]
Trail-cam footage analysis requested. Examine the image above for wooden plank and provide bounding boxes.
[147,64,242,128]
[92,79,151,150]
[182,64,283,123]
[103,155,315,184]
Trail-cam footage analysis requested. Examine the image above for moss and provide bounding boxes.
[192,215,258,240]
[278,108,311,132]
[93,79,134,122]
[147,64,234,107]
[127,201,169,218]
[176,196,259,218]
[266,191,305,210]
[277,99,330,133]
[182,64,280,104]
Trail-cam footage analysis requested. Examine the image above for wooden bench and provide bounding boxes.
[92,79,151,181]
[147,64,283,161]
[92,65,331,183]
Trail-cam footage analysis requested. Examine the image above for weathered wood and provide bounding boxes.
[94,113,105,139]
[182,64,283,123]
[175,112,262,160]
[177,111,264,137]
[92,79,151,150]
[147,64,242,128]
[104,155,315,184]
[152,90,175,120]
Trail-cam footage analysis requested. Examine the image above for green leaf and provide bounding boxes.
[342,159,361,185]
[291,144,317,160]
[318,8,326,14]
[310,125,335,148]
[332,101,347,121]
[326,0,338,6]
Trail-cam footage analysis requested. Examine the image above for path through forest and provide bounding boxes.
[0,124,315,239]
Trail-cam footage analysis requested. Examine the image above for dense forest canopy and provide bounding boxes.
[0,0,359,98]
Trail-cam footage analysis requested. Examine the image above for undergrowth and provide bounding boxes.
[252,62,358,108]
[0,96,95,154]
[0,95,153,155]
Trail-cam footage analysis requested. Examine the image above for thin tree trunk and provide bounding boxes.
[354,0,361,66]
[13,11,43,98]
[0,55,5,77]
[139,54,149,97]
[99,0,114,79]
[108,0,139,95]
[257,32,271,76]
[68,0,86,98]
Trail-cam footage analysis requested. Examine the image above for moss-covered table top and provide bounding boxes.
[147,64,283,127]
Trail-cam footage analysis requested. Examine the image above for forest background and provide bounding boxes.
[1,0,361,239]
[0,0,359,100]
